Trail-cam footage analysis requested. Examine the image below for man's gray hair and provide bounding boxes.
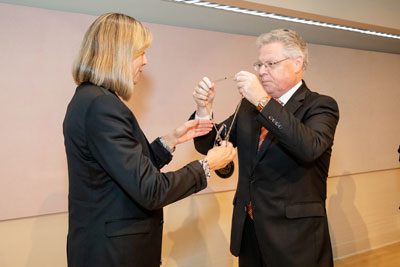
[256,29,308,71]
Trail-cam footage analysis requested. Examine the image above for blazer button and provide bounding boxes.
[244,206,247,212]
[160,219,164,225]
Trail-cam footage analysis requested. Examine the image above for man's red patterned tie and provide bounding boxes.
[248,127,269,219]
[258,127,268,151]
[248,99,283,219]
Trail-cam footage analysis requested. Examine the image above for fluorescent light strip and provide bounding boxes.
[171,0,400,40]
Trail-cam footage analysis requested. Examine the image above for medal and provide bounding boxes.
[215,161,235,178]
[212,97,242,178]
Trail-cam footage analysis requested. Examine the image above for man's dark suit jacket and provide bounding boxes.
[63,83,207,267]
[194,81,339,267]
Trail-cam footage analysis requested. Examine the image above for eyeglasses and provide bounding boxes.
[253,58,289,72]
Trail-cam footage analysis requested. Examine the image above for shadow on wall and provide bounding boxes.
[165,194,233,267]
[328,175,370,260]
[27,193,68,267]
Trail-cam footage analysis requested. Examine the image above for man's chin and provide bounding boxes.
[262,84,273,92]
[264,88,277,98]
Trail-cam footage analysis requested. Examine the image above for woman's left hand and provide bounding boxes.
[163,119,213,150]
[176,119,213,144]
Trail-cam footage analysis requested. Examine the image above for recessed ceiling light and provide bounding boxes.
[167,0,400,40]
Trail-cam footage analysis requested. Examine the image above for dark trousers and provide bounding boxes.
[238,214,267,267]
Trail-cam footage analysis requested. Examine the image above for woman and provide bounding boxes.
[63,13,235,267]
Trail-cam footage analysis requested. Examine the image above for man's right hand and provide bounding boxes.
[193,77,215,118]
[205,141,236,171]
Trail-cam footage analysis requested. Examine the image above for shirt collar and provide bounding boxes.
[277,80,302,106]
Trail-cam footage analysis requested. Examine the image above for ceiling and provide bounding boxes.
[246,0,400,30]
[2,0,400,54]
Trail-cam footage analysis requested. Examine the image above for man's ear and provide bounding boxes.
[293,56,303,73]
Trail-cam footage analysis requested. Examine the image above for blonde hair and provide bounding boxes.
[257,29,308,71]
[72,13,152,100]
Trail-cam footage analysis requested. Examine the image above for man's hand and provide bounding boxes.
[193,77,216,117]
[235,71,268,106]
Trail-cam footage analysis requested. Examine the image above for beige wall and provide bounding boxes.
[2,3,400,221]
[1,169,399,267]
[327,169,400,259]
[1,4,399,266]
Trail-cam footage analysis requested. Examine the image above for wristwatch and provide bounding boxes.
[256,96,270,111]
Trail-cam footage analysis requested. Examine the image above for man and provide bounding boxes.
[398,145,400,161]
[192,29,339,267]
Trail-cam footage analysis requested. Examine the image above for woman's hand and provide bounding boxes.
[193,77,216,117]
[162,119,213,151]
[205,141,237,171]
[175,119,213,144]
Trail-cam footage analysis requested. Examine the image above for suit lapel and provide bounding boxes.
[251,82,309,170]
[284,83,308,115]
[255,132,274,161]
[242,105,261,172]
